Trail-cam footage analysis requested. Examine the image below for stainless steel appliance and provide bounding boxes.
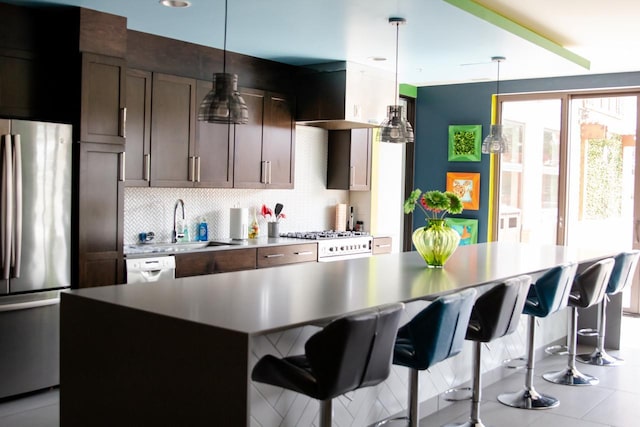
[0,119,72,399]
[126,256,176,284]
[280,231,373,262]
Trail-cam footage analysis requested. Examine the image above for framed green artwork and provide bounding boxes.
[448,125,482,162]
[445,218,478,246]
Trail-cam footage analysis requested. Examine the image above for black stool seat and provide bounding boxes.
[577,250,640,366]
[374,289,476,427]
[251,303,403,426]
[543,258,615,386]
[445,276,531,427]
[497,263,577,410]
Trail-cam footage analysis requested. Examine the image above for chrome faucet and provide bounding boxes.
[172,199,186,243]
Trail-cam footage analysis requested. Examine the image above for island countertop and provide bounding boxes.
[63,242,614,335]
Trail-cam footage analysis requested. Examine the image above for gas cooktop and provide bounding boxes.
[280,230,370,240]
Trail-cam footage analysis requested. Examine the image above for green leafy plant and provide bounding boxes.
[453,130,476,155]
[404,188,463,220]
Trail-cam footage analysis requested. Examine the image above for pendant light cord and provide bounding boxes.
[496,59,500,98]
[394,21,399,107]
[223,0,228,74]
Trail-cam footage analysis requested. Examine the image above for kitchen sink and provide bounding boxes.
[125,240,249,255]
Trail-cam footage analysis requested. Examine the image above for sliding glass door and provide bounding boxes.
[496,92,640,314]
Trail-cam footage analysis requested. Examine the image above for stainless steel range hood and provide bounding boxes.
[295,61,394,130]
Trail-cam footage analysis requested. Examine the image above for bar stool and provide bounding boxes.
[445,276,530,427]
[543,258,614,386]
[374,288,477,427]
[251,303,403,427]
[577,250,640,366]
[497,263,577,409]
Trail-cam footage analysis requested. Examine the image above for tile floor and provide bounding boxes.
[1,316,639,427]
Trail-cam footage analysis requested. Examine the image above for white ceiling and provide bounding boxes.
[11,0,640,86]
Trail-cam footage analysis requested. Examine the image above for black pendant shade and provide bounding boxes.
[198,73,248,124]
[197,0,249,124]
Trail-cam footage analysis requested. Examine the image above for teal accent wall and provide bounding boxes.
[415,71,640,241]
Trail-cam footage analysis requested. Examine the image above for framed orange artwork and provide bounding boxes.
[446,172,480,210]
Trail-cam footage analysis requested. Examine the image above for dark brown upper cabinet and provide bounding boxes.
[81,53,126,144]
[234,89,295,189]
[327,128,372,191]
[194,80,234,188]
[124,69,152,186]
[149,73,197,187]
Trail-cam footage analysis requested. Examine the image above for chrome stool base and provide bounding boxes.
[497,388,559,409]
[443,421,486,427]
[543,367,599,386]
[577,348,624,366]
[442,386,472,402]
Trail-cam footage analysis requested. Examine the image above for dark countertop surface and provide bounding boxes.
[64,242,616,336]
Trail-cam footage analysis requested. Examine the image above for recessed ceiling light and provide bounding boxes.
[369,57,387,62]
[159,0,191,8]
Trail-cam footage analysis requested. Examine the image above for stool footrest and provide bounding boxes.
[577,328,599,337]
[544,344,568,356]
[442,386,472,402]
[502,356,527,369]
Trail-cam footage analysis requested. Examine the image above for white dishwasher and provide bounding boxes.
[126,256,176,284]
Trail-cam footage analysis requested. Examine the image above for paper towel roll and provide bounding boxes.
[335,204,347,231]
[230,208,248,240]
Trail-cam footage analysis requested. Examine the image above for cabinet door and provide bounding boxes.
[233,88,266,189]
[257,244,317,268]
[263,93,295,189]
[349,128,371,191]
[175,249,256,277]
[150,73,196,187]
[125,69,151,186]
[0,51,36,118]
[77,143,125,287]
[194,80,234,188]
[326,129,371,191]
[80,53,126,144]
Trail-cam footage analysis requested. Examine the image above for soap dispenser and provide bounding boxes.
[198,217,208,241]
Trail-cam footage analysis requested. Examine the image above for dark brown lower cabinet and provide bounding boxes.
[175,249,257,278]
[77,142,125,287]
[257,243,317,268]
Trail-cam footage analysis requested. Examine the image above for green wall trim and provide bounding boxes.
[443,0,590,70]
[399,84,417,98]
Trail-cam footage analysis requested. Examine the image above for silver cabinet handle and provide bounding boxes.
[261,161,267,184]
[376,244,391,248]
[294,251,313,256]
[265,253,284,258]
[119,107,127,138]
[144,154,150,181]
[189,156,196,182]
[196,156,201,182]
[349,166,355,187]
[119,152,126,182]
[267,161,272,184]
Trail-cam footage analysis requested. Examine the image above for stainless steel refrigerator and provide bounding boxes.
[0,119,72,399]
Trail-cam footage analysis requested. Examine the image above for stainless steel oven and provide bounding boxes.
[280,231,373,262]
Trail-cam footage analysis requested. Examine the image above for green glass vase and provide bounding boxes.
[412,219,461,268]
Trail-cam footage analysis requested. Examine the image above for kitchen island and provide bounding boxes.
[60,242,615,426]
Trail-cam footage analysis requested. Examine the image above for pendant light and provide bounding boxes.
[379,17,414,144]
[198,0,249,124]
[482,56,507,154]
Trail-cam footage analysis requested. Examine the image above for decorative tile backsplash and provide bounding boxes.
[124,126,350,244]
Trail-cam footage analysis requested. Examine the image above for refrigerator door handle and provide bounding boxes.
[12,134,21,278]
[0,296,60,312]
[1,134,12,281]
